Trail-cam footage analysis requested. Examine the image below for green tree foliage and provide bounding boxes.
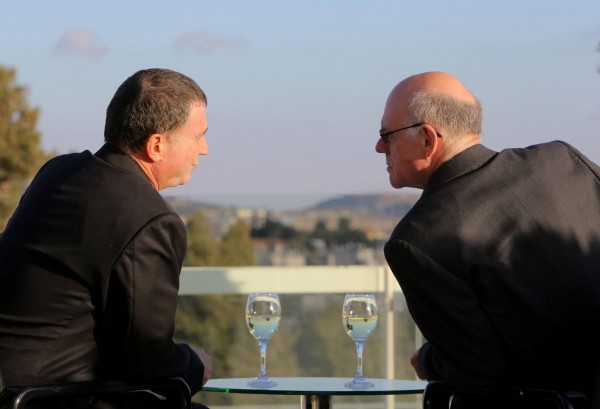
[289,294,383,378]
[308,218,370,247]
[251,215,372,253]
[290,294,354,376]
[177,292,300,406]
[332,217,369,245]
[251,216,297,240]
[184,213,255,267]
[179,211,253,374]
[219,219,255,266]
[312,219,329,242]
[184,212,220,267]
[303,217,372,264]
[0,66,49,229]
[178,213,301,405]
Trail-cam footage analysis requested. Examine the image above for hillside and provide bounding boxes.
[310,193,419,218]
[167,192,419,217]
[165,192,420,240]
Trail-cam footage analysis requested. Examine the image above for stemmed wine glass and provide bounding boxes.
[245,293,281,388]
[342,293,378,389]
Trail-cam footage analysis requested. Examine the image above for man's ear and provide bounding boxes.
[144,133,165,163]
[421,124,441,159]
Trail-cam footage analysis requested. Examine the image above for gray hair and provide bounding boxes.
[406,90,482,141]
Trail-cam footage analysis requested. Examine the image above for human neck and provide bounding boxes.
[440,134,482,163]
[128,154,160,191]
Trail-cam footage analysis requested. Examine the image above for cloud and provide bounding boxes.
[172,31,248,54]
[55,29,107,58]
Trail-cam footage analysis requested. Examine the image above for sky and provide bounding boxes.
[2,1,600,208]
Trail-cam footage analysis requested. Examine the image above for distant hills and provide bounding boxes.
[166,192,420,219]
[164,192,421,240]
[310,193,419,218]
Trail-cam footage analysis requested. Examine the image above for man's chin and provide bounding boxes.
[180,172,194,185]
[390,178,403,189]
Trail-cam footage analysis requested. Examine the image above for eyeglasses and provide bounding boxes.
[379,122,424,144]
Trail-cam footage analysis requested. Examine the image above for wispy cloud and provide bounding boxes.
[172,31,248,54]
[55,29,107,58]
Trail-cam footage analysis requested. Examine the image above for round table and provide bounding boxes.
[202,377,427,409]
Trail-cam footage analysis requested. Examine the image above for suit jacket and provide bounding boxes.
[0,144,204,394]
[384,141,600,395]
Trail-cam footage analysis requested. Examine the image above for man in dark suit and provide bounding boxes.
[0,68,212,408]
[377,72,600,402]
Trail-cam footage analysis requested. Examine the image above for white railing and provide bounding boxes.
[179,265,397,295]
[179,265,423,409]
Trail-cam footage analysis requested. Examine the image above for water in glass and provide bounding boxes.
[342,293,378,389]
[246,293,281,388]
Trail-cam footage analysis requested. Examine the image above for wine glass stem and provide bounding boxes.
[258,340,269,379]
[354,341,365,379]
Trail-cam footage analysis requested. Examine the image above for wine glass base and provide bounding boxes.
[247,378,278,388]
[344,379,375,390]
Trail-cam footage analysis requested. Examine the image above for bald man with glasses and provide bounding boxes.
[377,71,600,406]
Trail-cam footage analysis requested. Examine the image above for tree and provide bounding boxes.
[183,212,220,267]
[251,217,297,240]
[177,213,295,406]
[0,66,49,228]
[312,219,331,243]
[219,219,255,266]
[332,217,369,245]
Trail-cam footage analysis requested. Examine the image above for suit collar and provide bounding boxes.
[425,144,497,190]
[94,144,152,186]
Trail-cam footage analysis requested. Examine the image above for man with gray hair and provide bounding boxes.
[377,71,600,404]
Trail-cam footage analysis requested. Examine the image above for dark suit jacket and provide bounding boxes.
[384,141,600,395]
[0,144,204,394]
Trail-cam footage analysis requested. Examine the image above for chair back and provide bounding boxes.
[0,374,191,409]
[592,357,600,409]
[423,381,588,409]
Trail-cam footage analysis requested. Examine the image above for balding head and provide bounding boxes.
[377,72,483,189]
[392,71,478,105]
[383,71,482,150]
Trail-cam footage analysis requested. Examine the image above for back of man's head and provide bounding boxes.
[406,89,482,149]
[104,68,207,154]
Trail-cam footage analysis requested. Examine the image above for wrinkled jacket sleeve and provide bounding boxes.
[100,213,205,394]
[384,239,510,388]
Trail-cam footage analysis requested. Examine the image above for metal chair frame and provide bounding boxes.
[423,380,587,409]
[0,376,192,409]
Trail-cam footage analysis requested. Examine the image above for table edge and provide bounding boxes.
[202,377,427,396]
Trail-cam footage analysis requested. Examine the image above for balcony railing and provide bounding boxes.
[179,265,424,409]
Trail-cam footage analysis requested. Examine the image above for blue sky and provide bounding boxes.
[2,1,600,207]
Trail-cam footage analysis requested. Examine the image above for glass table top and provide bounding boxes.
[203,377,427,396]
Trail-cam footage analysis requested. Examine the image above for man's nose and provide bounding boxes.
[375,137,387,153]
[198,138,209,155]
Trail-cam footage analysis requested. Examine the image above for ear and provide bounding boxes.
[421,124,441,159]
[143,133,166,163]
